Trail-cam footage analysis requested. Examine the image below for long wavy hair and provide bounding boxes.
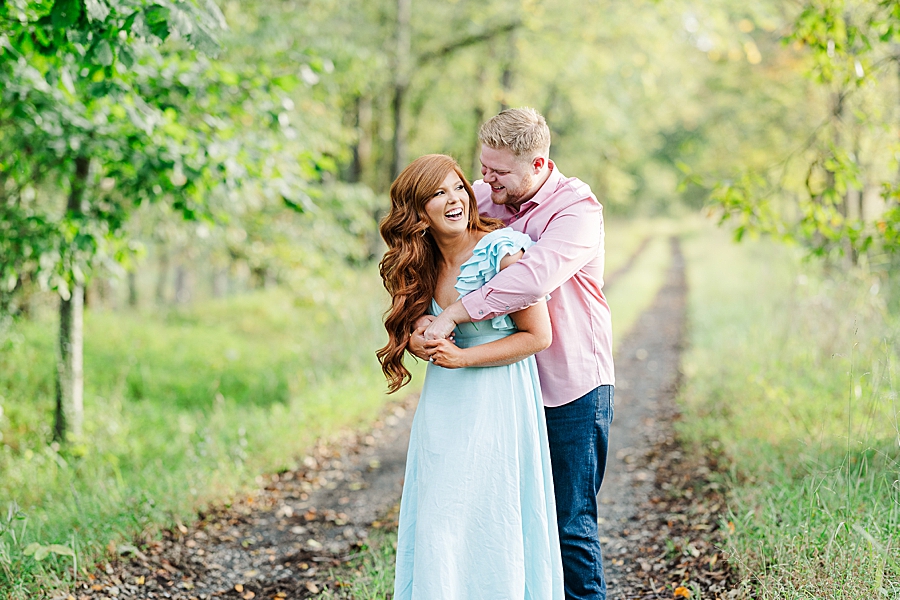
[377,154,502,392]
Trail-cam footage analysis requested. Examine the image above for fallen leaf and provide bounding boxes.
[305,582,320,594]
[674,586,692,598]
[135,576,145,585]
[234,583,244,593]
[242,592,255,600]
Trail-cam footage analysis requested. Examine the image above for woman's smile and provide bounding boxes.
[424,170,470,235]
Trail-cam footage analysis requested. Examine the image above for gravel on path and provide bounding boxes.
[599,238,740,599]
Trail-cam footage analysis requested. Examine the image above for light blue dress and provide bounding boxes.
[393,228,564,600]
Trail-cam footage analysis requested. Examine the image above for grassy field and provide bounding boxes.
[679,222,900,598]
[0,266,425,598]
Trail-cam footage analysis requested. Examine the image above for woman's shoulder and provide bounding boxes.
[456,228,534,298]
[473,227,534,254]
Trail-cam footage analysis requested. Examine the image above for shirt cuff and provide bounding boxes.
[461,289,491,322]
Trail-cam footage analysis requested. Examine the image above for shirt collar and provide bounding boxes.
[515,160,560,213]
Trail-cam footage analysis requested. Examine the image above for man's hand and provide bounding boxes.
[407,315,434,360]
[424,301,471,340]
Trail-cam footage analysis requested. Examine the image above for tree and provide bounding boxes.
[0,0,234,441]
[708,0,900,263]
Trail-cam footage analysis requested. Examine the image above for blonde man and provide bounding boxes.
[414,107,615,600]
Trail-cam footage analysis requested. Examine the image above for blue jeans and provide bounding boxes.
[544,385,614,600]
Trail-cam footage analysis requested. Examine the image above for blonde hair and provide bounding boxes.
[478,107,551,160]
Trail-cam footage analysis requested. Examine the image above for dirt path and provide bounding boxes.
[76,236,737,600]
[598,238,738,598]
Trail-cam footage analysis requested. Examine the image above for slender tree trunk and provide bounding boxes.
[499,33,516,112]
[470,62,488,178]
[54,155,89,443]
[174,264,189,303]
[128,271,138,307]
[390,0,411,179]
[156,247,169,304]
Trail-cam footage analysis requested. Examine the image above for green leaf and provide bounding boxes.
[144,5,171,40]
[119,46,135,68]
[23,543,41,556]
[46,544,75,557]
[33,546,50,561]
[84,0,110,22]
[51,0,82,29]
[93,39,113,66]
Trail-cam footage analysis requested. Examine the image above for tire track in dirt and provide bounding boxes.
[75,395,421,599]
[598,237,739,599]
[603,236,651,290]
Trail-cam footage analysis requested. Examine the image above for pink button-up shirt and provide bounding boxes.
[461,163,615,407]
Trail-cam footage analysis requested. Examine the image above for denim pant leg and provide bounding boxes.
[544,385,614,600]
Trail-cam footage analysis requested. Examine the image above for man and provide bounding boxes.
[411,107,615,599]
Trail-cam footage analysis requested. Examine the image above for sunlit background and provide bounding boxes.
[2,0,899,597]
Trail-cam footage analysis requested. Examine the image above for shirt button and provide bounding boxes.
[479,310,484,315]
[505,305,510,309]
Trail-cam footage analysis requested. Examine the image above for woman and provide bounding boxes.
[377,154,564,599]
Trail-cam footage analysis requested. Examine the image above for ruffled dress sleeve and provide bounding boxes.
[454,228,536,331]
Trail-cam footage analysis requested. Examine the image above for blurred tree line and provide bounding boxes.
[3,0,900,441]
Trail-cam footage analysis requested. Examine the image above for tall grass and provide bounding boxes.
[0,266,419,598]
[679,222,900,598]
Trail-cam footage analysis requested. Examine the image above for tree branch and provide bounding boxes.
[416,20,521,68]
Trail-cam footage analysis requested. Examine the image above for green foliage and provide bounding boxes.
[679,223,900,597]
[706,0,900,262]
[0,269,417,597]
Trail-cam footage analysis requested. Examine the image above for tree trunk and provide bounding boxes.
[390,0,411,179]
[348,95,374,184]
[470,62,488,178]
[499,33,516,112]
[54,155,89,443]
[128,270,138,307]
[174,264,190,303]
[156,247,169,304]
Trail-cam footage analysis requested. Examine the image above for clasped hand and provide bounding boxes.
[409,315,465,368]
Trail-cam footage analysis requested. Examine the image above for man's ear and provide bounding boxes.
[531,156,546,173]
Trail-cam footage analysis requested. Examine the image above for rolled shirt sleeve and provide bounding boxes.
[461,195,603,322]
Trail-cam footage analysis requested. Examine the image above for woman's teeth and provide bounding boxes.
[446,208,463,219]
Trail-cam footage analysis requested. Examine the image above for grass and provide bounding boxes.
[315,527,400,599]
[0,265,424,598]
[678,221,900,598]
[606,232,672,352]
[604,216,656,275]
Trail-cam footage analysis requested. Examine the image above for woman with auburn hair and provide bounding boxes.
[378,154,563,599]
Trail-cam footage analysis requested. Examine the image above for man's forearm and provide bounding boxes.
[443,300,472,325]
[423,300,472,340]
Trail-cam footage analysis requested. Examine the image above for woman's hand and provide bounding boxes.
[407,315,435,360]
[423,338,468,369]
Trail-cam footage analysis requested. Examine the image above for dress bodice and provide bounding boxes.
[430,299,514,349]
[429,227,535,349]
